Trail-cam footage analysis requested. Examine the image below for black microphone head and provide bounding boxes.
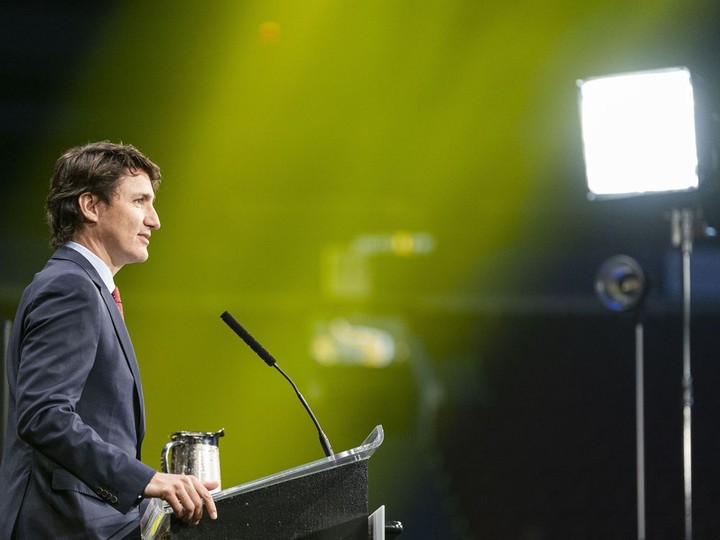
[220,311,276,367]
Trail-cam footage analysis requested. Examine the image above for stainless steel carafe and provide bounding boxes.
[161,429,224,493]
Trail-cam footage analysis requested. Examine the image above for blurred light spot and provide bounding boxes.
[323,231,436,299]
[311,318,405,368]
[259,21,281,44]
[351,231,436,256]
[323,246,371,299]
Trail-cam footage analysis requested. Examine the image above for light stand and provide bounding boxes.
[595,255,647,540]
[671,208,694,540]
[578,66,704,540]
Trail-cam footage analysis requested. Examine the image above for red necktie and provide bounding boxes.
[111,287,124,320]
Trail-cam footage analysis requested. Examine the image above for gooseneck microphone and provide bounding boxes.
[220,311,334,458]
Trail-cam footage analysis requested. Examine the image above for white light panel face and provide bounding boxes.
[578,67,699,198]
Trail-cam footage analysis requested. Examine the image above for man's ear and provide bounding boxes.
[77,192,101,223]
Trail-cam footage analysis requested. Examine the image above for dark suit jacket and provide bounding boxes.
[0,246,157,539]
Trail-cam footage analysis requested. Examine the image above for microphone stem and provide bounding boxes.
[273,364,334,458]
[220,311,334,458]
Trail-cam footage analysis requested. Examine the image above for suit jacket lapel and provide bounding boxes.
[51,247,147,446]
[103,290,147,452]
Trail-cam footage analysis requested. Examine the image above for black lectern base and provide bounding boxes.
[170,460,369,539]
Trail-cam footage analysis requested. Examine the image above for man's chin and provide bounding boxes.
[128,250,150,264]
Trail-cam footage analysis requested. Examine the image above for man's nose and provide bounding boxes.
[146,206,161,230]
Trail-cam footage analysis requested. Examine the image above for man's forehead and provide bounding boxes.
[117,172,156,195]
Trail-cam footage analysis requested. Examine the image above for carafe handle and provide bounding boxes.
[161,440,179,474]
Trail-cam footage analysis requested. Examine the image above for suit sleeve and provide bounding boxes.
[14,271,156,513]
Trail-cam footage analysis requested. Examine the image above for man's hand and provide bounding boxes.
[143,472,218,525]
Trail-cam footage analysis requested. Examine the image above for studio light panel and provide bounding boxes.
[578,67,699,198]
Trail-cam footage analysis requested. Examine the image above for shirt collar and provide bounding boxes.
[65,241,116,293]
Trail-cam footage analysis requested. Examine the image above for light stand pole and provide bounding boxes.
[634,317,646,540]
[671,208,694,540]
[595,255,647,540]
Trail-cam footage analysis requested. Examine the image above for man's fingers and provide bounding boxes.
[163,478,196,522]
[203,480,219,493]
[165,493,184,519]
[145,472,218,524]
[187,476,216,522]
[178,477,205,523]
[200,480,218,520]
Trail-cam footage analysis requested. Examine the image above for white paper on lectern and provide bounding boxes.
[369,505,386,540]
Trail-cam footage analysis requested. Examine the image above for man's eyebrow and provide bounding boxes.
[131,191,156,201]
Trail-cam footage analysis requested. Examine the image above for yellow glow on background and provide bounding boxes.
[6,0,715,528]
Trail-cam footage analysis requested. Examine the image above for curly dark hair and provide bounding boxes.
[46,141,162,249]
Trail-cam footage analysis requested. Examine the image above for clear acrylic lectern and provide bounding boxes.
[142,425,384,539]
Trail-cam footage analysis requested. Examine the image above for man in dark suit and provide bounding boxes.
[0,142,217,539]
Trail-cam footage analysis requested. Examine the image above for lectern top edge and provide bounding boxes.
[216,424,384,502]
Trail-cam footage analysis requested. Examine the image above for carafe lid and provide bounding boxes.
[168,428,225,443]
